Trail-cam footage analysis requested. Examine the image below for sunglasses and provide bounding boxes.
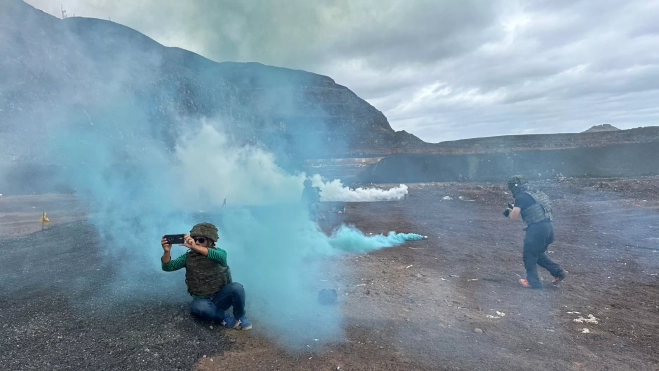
[193,237,207,244]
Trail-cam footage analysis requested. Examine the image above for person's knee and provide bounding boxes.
[523,250,539,266]
[225,282,245,294]
[190,299,215,319]
[523,237,543,255]
[522,246,537,259]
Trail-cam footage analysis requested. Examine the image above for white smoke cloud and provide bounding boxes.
[174,122,305,207]
[173,125,409,206]
[310,174,408,202]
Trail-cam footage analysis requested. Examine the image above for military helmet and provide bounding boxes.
[303,179,312,187]
[190,222,219,242]
[507,175,529,195]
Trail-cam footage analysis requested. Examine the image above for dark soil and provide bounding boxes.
[1,177,658,370]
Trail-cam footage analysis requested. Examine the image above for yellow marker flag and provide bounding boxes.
[39,212,50,230]
[39,212,50,224]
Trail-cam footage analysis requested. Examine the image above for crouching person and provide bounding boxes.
[160,222,252,330]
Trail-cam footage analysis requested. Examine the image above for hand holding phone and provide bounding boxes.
[163,234,185,245]
[161,236,171,253]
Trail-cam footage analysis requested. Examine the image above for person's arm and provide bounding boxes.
[162,253,187,271]
[161,235,187,270]
[179,235,227,265]
[509,207,522,221]
[161,236,176,264]
[509,193,532,221]
[182,234,211,256]
[207,247,228,266]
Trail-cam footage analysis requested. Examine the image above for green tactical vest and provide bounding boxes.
[185,249,232,297]
[520,190,553,225]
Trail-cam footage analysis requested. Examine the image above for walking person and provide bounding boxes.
[504,175,567,289]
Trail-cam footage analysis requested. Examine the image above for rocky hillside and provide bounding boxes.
[583,124,620,133]
[0,0,422,164]
[3,0,659,194]
[389,126,659,155]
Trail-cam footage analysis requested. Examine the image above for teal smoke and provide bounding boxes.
[44,106,427,350]
[329,226,425,252]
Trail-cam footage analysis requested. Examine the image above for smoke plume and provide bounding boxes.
[45,117,421,349]
[311,174,408,202]
[1,4,422,349]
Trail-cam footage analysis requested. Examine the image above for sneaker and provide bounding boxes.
[518,279,532,288]
[518,279,541,289]
[221,315,240,329]
[237,316,252,331]
[552,270,568,284]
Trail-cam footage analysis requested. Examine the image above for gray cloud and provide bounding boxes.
[26,0,659,142]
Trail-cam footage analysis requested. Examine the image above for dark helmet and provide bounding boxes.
[190,222,219,242]
[507,175,529,196]
[303,179,312,187]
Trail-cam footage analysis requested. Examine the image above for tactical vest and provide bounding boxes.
[520,190,553,225]
[185,249,232,297]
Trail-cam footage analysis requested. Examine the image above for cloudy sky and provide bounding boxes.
[26,0,659,142]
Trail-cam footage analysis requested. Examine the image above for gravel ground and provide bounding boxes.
[2,177,659,370]
[0,221,233,371]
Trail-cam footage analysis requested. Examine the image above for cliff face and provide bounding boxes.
[0,0,423,164]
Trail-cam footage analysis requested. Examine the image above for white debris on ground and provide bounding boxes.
[573,314,599,324]
[569,311,598,332]
[486,311,506,319]
[441,195,476,201]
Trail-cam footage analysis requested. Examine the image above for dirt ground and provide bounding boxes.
[1,177,658,370]
[0,193,88,238]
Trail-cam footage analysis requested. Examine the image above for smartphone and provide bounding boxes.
[163,234,185,245]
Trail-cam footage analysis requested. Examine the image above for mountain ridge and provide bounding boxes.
[1,0,657,165]
[0,0,423,164]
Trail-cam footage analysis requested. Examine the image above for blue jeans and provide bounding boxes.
[189,282,246,321]
[523,222,563,288]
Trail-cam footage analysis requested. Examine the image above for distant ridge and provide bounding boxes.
[583,124,621,133]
